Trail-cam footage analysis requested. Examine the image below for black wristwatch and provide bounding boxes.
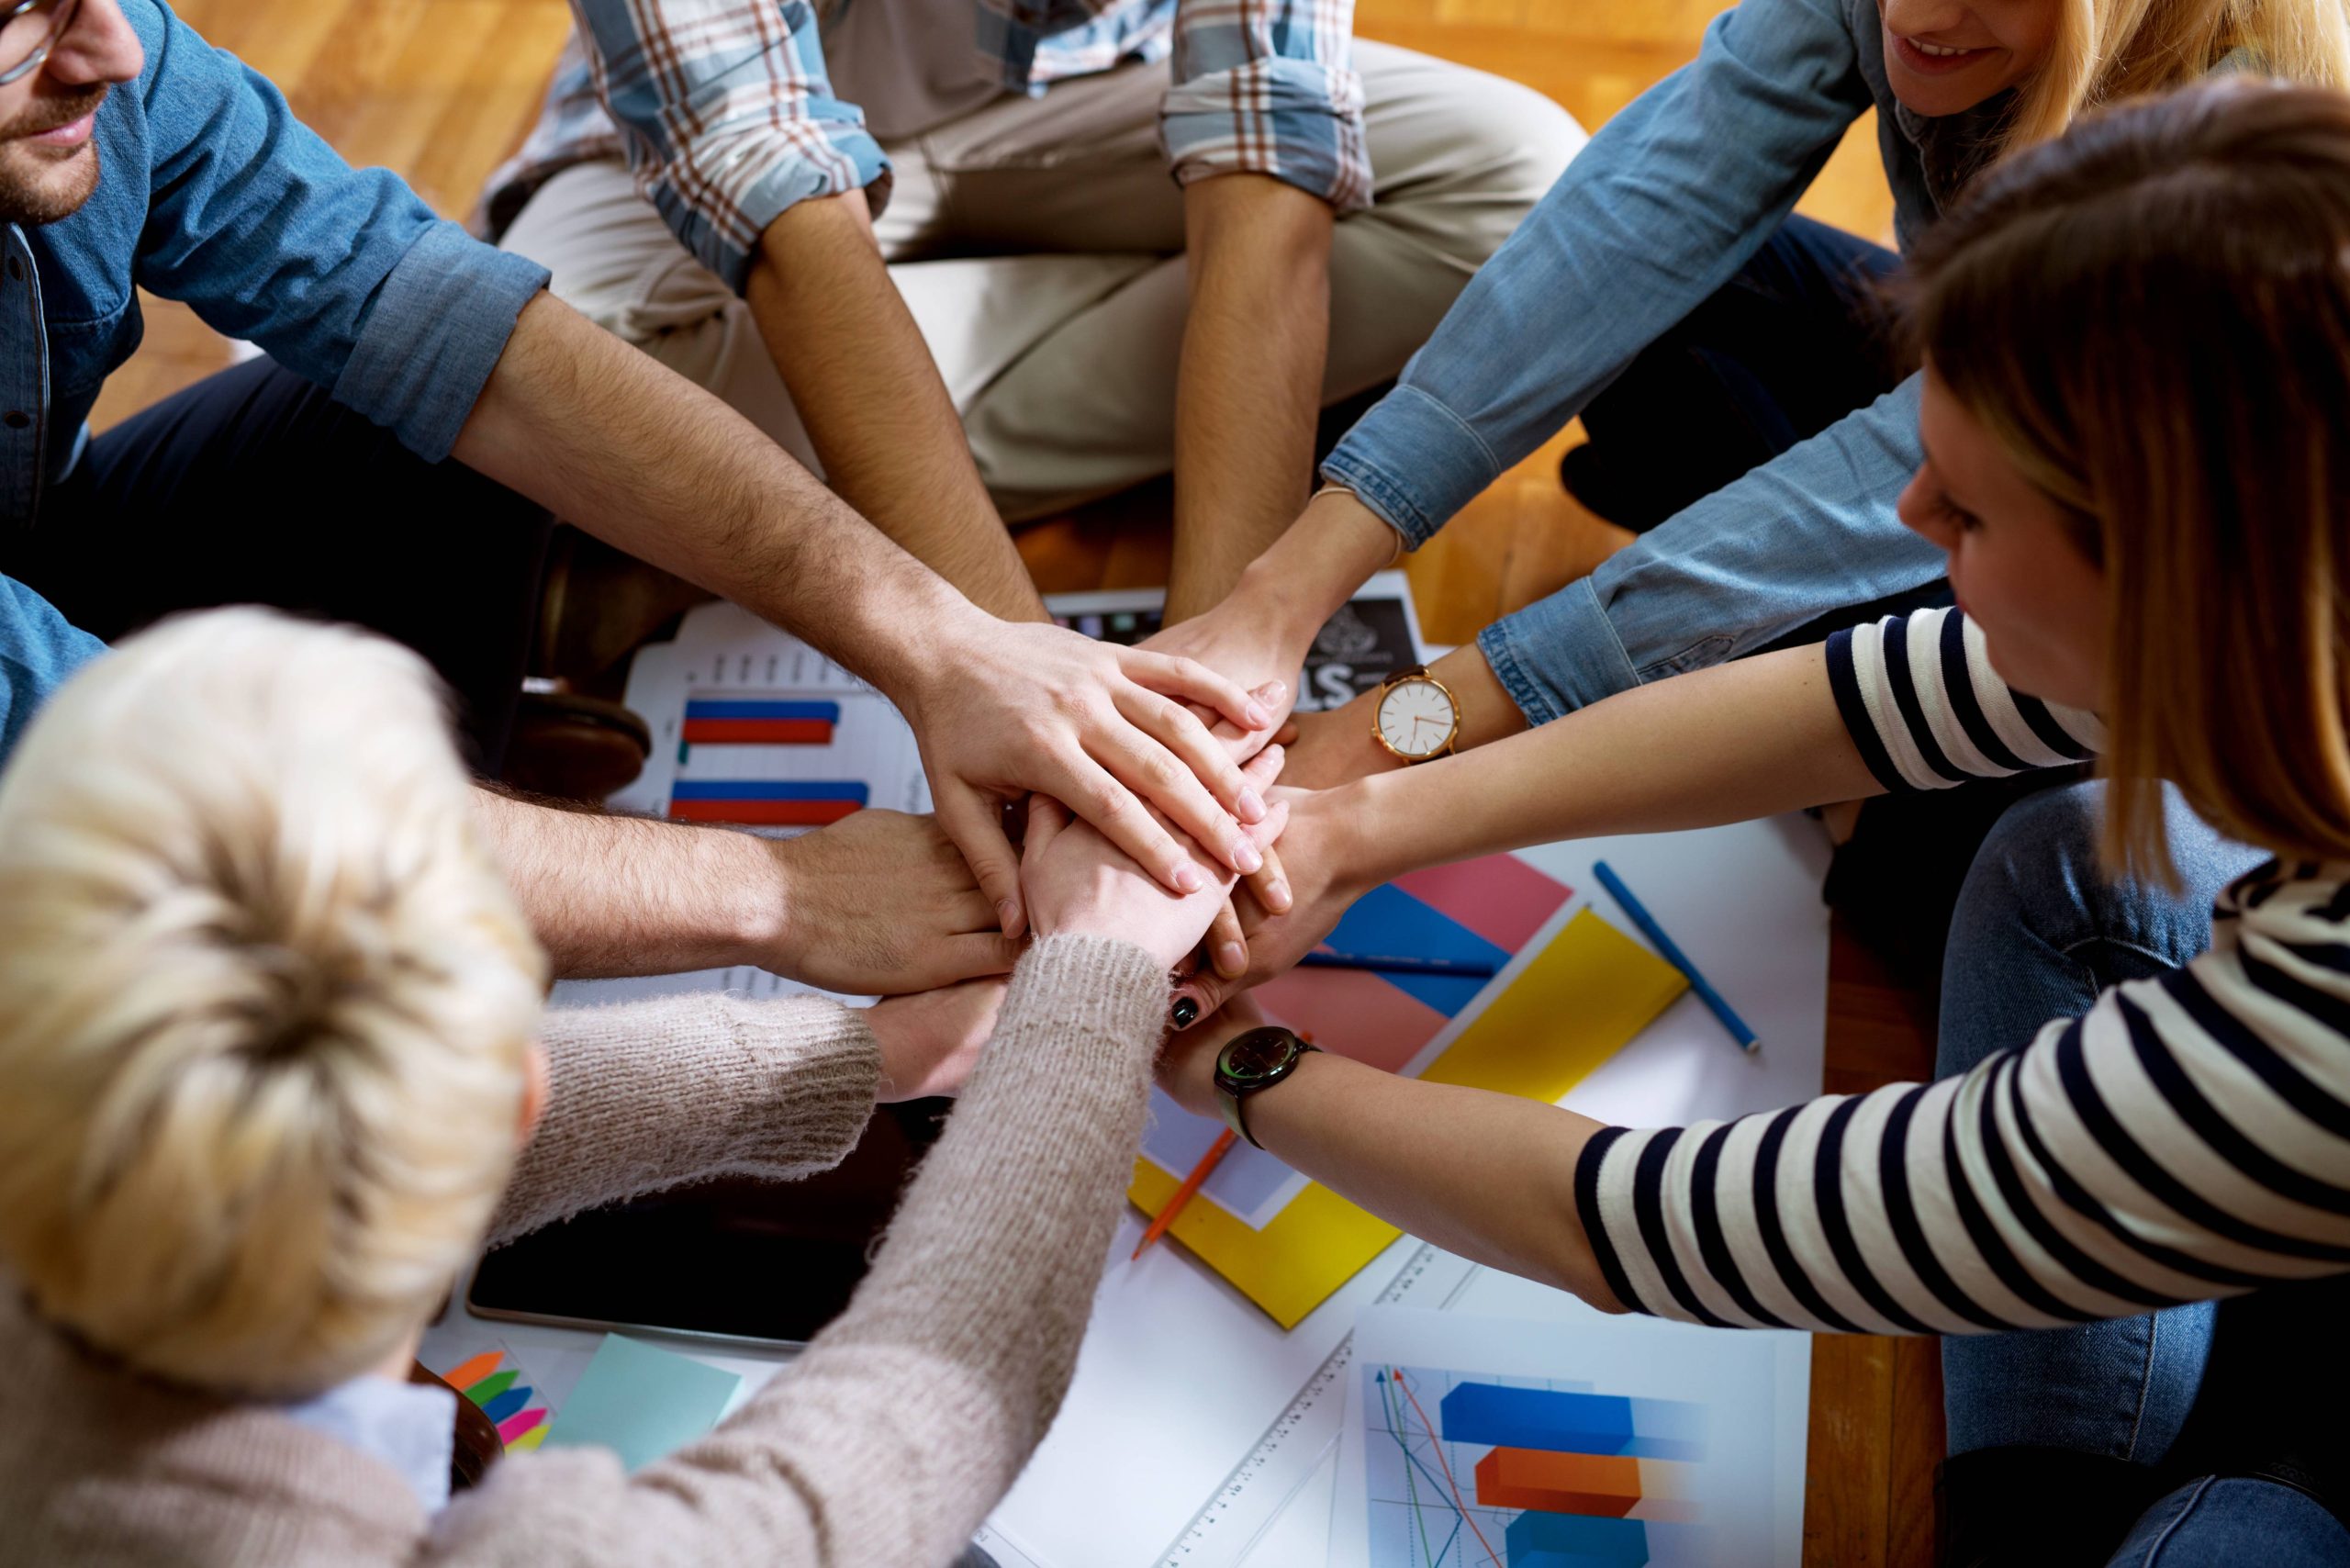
[1214,1025,1321,1148]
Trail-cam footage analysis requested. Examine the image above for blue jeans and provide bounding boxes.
[1561,214,1904,535]
[5,356,554,774]
[1938,781,2350,1562]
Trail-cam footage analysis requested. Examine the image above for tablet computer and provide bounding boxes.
[464,1100,940,1347]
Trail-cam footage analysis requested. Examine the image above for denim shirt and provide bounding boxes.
[0,572,99,764]
[1320,0,1992,722]
[0,0,551,528]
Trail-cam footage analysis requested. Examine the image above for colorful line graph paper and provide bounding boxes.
[1339,1308,1807,1568]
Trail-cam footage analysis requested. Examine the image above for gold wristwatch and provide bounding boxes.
[1371,665,1460,763]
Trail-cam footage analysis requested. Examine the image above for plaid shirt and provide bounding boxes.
[483,0,1366,295]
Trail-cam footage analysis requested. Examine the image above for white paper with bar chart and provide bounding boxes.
[1333,1304,1807,1568]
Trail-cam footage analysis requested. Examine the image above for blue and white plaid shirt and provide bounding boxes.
[483,0,1366,296]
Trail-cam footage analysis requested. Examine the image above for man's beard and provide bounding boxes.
[0,84,106,226]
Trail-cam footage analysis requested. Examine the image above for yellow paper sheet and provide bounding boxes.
[1133,907,1689,1327]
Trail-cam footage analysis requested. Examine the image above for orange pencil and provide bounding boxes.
[1132,1128,1238,1260]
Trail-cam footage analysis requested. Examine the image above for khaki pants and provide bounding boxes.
[499,39,1584,521]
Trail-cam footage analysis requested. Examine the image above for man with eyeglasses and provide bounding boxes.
[0,0,1301,990]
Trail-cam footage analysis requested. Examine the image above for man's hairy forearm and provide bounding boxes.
[747,191,1046,622]
[1166,175,1337,622]
[452,291,977,705]
[473,787,785,980]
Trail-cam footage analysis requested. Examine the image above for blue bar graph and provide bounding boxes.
[1439,1383,1702,1462]
[670,780,871,803]
[682,700,841,720]
[1505,1510,1651,1567]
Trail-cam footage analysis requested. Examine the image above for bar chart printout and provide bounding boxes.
[1342,1307,1807,1568]
[662,689,924,829]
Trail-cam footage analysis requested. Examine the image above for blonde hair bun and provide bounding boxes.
[0,608,545,1396]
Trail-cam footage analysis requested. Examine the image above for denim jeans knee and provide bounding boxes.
[1937,780,2266,1078]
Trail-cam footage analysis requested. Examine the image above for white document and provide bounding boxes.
[986,815,1830,1566]
[1331,1297,1810,1568]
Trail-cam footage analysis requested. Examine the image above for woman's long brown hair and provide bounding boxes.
[1909,77,2350,877]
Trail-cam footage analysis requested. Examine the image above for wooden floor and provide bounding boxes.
[108,4,1942,1562]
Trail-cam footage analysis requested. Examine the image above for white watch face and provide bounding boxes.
[1376,676,1458,759]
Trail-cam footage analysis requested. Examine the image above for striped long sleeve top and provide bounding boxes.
[1573,609,2350,1334]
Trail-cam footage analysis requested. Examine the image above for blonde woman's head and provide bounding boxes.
[0,609,547,1397]
[1899,77,2350,878]
[1875,0,2350,155]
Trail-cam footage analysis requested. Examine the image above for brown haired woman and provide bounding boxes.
[1160,78,2350,1563]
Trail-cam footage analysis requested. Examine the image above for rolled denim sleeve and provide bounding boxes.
[569,0,889,294]
[1320,0,1870,546]
[1479,379,1944,722]
[129,1,547,462]
[1163,0,1369,211]
[0,575,102,767]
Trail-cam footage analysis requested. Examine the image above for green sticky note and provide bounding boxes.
[543,1334,743,1473]
[464,1369,518,1403]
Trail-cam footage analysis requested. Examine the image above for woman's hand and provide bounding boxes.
[1022,746,1291,973]
[1169,781,1374,1024]
[1271,699,1403,790]
[1155,992,1267,1115]
[867,978,1008,1101]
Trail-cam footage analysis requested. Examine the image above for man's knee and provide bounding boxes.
[1447,76,1584,213]
[496,161,735,352]
[1371,63,1586,268]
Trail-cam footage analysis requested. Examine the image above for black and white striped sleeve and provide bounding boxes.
[1825,609,2104,792]
[1572,868,2350,1334]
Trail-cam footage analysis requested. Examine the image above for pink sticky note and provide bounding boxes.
[1393,856,1571,954]
[1256,967,1449,1073]
[497,1406,548,1444]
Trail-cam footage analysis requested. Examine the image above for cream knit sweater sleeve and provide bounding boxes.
[487,989,883,1246]
[430,934,1169,1568]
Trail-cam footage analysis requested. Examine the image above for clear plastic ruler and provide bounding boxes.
[1155,1242,1478,1568]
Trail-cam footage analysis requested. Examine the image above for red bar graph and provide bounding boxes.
[669,797,864,826]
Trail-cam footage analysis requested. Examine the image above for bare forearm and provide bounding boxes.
[746,193,1046,622]
[473,788,786,979]
[452,291,976,705]
[1247,1053,1622,1307]
[1346,644,1881,883]
[1166,176,1337,622]
[1220,487,1402,656]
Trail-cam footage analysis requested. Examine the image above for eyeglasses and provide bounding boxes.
[0,0,81,88]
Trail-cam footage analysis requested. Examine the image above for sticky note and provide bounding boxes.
[1131,907,1687,1327]
[543,1334,743,1473]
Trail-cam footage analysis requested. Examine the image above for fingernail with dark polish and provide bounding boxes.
[1170,995,1201,1027]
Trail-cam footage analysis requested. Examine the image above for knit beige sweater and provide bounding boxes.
[0,934,1168,1567]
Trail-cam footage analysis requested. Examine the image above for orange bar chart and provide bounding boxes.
[1474,1447,1699,1525]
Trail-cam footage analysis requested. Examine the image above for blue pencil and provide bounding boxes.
[1592,859,1759,1052]
[1299,950,1500,980]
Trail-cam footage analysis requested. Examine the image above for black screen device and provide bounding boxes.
[465,1100,943,1345]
